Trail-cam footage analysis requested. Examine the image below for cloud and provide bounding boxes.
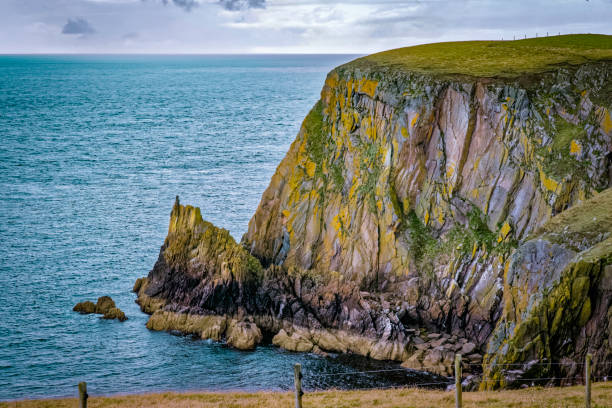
[219,0,265,11]
[163,0,199,11]
[156,0,266,12]
[61,18,95,35]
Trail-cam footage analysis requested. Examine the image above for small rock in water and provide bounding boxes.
[102,307,127,322]
[95,296,116,314]
[73,296,127,322]
[73,301,96,314]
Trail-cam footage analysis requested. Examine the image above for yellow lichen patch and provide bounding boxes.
[497,221,512,243]
[446,162,455,179]
[471,241,478,258]
[401,127,409,138]
[432,206,444,225]
[520,132,534,162]
[424,210,430,225]
[570,139,582,155]
[341,112,354,133]
[282,210,290,219]
[539,167,560,193]
[358,78,378,98]
[325,73,339,90]
[546,107,551,116]
[305,161,316,178]
[471,188,480,199]
[411,113,419,128]
[332,207,351,240]
[473,157,481,172]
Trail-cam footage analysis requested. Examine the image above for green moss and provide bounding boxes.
[538,118,590,184]
[304,100,326,176]
[467,207,496,251]
[535,187,612,249]
[341,34,612,79]
[406,210,436,263]
[330,162,344,193]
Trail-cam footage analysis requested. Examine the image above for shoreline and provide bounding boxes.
[3,382,611,407]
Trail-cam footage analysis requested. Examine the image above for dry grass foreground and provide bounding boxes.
[3,383,612,408]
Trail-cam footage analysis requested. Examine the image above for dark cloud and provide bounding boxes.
[219,0,266,11]
[61,18,95,35]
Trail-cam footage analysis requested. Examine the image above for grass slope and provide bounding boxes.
[345,34,612,78]
[4,383,612,408]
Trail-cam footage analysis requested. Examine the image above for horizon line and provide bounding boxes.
[0,52,364,56]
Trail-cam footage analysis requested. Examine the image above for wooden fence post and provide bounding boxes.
[78,382,88,408]
[585,353,592,408]
[294,363,303,408]
[455,354,462,408]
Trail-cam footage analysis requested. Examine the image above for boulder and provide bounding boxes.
[272,329,314,352]
[461,342,476,355]
[103,307,127,322]
[95,296,116,314]
[73,301,96,314]
[226,320,262,350]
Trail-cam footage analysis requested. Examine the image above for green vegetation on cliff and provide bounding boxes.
[345,34,612,78]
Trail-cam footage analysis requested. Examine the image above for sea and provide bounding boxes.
[0,55,445,401]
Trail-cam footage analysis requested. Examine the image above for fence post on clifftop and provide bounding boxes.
[78,382,88,408]
[294,363,303,408]
[585,353,592,408]
[455,354,462,408]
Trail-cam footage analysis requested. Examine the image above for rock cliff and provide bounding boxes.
[136,35,612,385]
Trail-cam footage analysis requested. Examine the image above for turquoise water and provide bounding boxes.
[0,55,444,401]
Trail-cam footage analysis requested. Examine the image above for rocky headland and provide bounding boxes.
[134,35,612,388]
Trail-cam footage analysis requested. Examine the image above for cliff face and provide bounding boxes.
[137,36,612,384]
[243,57,611,340]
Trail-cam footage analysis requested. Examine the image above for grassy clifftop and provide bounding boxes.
[344,34,612,78]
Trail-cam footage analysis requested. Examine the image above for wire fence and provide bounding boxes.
[71,355,611,408]
[291,354,609,408]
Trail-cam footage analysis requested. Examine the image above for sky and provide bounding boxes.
[0,0,610,54]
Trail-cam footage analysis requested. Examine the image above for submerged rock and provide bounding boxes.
[73,296,127,322]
